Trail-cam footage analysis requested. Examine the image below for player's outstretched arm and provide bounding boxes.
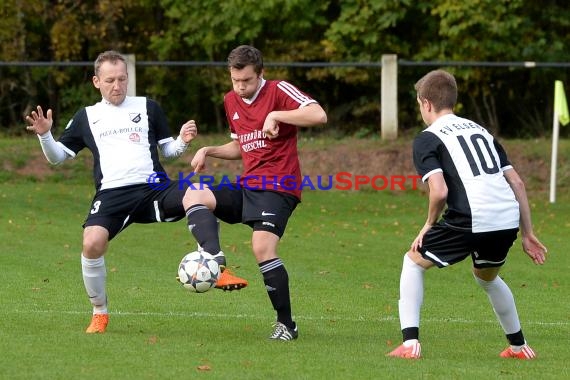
[25,106,53,135]
[179,120,198,144]
[25,105,68,165]
[191,140,241,173]
[503,168,547,265]
[161,120,199,158]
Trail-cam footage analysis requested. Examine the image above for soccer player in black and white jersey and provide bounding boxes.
[387,70,547,359]
[25,50,244,334]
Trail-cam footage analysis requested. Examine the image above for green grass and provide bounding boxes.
[0,136,569,379]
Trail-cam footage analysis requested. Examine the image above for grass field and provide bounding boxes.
[0,137,569,379]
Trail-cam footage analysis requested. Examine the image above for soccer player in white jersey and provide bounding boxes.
[183,45,327,340]
[25,50,246,334]
[387,70,547,359]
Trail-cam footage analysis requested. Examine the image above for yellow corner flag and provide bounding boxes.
[555,80,569,126]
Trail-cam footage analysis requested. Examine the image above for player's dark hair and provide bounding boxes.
[94,50,127,77]
[227,45,264,75]
[415,69,457,112]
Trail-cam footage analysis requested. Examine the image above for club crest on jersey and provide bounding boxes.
[129,133,140,142]
[233,112,240,120]
[130,113,142,123]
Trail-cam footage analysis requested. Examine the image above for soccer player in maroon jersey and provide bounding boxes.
[387,70,547,359]
[183,45,327,340]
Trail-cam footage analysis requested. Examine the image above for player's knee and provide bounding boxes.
[82,239,107,258]
[82,228,108,258]
[252,240,275,257]
[251,230,279,262]
[472,267,500,282]
[183,188,214,209]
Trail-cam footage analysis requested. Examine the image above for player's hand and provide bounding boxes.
[521,234,547,265]
[262,112,279,139]
[25,106,53,135]
[411,223,432,252]
[179,120,198,144]
[190,147,208,173]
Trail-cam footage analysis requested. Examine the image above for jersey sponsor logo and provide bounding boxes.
[233,112,239,120]
[129,133,140,143]
[130,113,142,123]
[242,139,267,152]
[99,126,143,139]
[238,130,268,152]
[261,211,276,216]
[238,130,266,143]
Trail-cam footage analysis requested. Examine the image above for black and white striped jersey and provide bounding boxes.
[413,114,519,233]
[56,96,173,191]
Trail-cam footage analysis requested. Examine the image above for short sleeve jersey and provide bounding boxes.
[56,96,173,191]
[223,80,317,199]
[413,114,519,232]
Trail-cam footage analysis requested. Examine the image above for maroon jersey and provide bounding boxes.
[224,79,317,199]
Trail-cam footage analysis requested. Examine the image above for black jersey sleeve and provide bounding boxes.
[57,108,89,155]
[493,138,512,168]
[413,131,443,180]
[146,99,172,143]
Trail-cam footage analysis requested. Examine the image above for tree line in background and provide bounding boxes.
[1,0,569,138]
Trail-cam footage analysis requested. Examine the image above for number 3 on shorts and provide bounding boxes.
[90,200,102,215]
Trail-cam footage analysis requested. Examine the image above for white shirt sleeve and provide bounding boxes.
[38,131,69,164]
[159,136,189,158]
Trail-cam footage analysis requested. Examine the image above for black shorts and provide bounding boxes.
[211,187,299,238]
[84,181,188,240]
[418,221,519,269]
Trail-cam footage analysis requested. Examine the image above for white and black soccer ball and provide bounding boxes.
[177,251,220,293]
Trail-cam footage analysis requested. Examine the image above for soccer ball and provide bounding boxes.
[177,251,220,293]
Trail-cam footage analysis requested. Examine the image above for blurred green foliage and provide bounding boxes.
[1,0,569,137]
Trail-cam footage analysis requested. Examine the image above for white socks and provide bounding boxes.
[81,254,108,314]
[398,254,425,330]
[474,274,521,334]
